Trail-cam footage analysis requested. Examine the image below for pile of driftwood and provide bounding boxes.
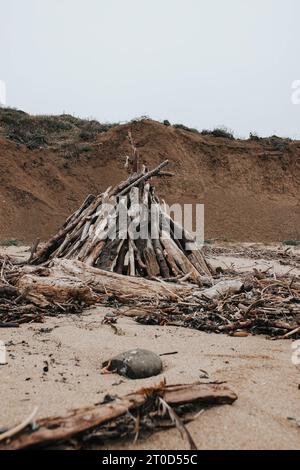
[0,380,237,450]
[4,256,299,339]
[136,273,300,339]
[31,156,212,284]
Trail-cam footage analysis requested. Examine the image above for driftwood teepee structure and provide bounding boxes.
[32,135,213,285]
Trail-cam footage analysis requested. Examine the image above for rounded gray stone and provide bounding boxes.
[104,348,163,379]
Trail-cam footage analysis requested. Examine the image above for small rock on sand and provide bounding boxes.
[103,349,163,379]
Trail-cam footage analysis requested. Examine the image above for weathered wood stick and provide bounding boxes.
[115,240,128,274]
[16,259,196,303]
[118,160,169,196]
[96,239,123,271]
[143,243,160,277]
[160,209,214,277]
[111,170,145,196]
[0,382,237,450]
[151,203,170,278]
[161,236,203,285]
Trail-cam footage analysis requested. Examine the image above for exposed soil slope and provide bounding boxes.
[0,115,299,242]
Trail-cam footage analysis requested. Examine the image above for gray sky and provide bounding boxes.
[1,0,300,138]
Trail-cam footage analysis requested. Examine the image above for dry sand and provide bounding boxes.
[0,244,299,450]
[1,309,300,450]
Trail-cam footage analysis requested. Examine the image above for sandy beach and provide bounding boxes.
[1,244,299,450]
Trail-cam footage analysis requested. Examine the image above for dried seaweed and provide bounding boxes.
[135,273,300,338]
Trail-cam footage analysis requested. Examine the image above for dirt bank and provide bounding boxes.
[0,117,299,243]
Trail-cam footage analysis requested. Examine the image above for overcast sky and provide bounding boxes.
[1,0,300,137]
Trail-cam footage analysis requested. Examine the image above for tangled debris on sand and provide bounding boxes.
[1,253,299,339]
[0,255,82,327]
[135,273,300,339]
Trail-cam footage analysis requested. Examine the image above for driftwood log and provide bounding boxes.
[0,382,237,450]
[16,259,199,306]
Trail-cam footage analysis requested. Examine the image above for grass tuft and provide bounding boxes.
[0,239,20,247]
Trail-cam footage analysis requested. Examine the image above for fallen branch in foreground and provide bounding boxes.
[0,381,237,450]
